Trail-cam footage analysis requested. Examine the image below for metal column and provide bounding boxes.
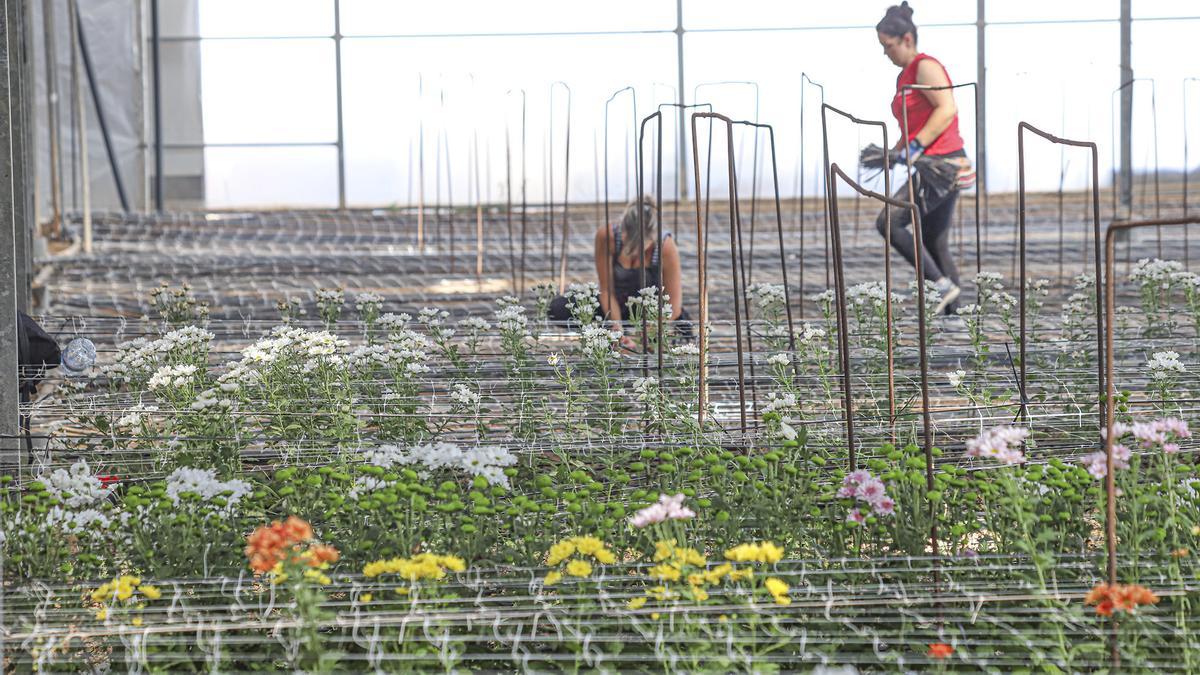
[1119,0,1132,208]
[1,0,25,461]
[675,0,687,200]
[150,0,163,211]
[975,0,987,198]
[8,0,28,310]
[333,0,346,209]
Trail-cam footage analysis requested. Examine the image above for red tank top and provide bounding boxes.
[891,53,964,156]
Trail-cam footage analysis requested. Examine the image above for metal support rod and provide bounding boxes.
[1102,215,1200,669]
[829,162,935,556]
[820,102,894,460]
[1118,0,1132,209]
[690,112,747,430]
[472,109,482,282]
[68,0,88,253]
[551,81,571,292]
[417,75,425,252]
[1,0,24,464]
[1016,122,1105,429]
[150,0,163,212]
[41,0,62,232]
[603,86,637,330]
[976,0,987,219]
[1186,78,1199,262]
[736,119,801,403]
[674,0,687,200]
[9,0,28,311]
[333,0,346,210]
[75,9,128,212]
[798,73,826,320]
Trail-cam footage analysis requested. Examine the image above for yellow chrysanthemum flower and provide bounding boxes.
[765,577,790,605]
[627,596,648,610]
[729,568,754,582]
[759,542,784,564]
[682,548,707,567]
[653,539,676,563]
[690,585,710,602]
[574,536,604,556]
[649,563,682,582]
[648,585,672,600]
[360,593,373,603]
[547,540,577,566]
[95,608,107,621]
[303,569,332,585]
[764,577,788,595]
[543,571,563,586]
[565,559,593,578]
[138,585,162,601]
[704,563,733,584]
[724,541,784,564]
[132,617,143,627]
[594,549,617,564]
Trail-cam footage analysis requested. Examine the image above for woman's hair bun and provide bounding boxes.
[877,2,917,39]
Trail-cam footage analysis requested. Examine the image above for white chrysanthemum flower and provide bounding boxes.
[761,391,798,415]
[450,383,481,407]
[948,369,966,388]
[164,467,251,514]
[41,460,113,508]
[670,342,700,356]
[148,364,199,390]
[1147,350,1186,380]
[362,443,516,488]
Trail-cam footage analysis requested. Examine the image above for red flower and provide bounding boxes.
[927,643,954,659]
[97,475,120,486]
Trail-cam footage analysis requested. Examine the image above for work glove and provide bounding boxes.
[888,138,925,165]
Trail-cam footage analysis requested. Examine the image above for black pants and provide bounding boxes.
[548,295,694,339]
[875,179,960,287]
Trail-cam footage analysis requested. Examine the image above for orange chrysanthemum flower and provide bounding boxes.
[306,544,340,566]
[927,643,954,659]
[245,516,316,573]
[1085,582,1159,617]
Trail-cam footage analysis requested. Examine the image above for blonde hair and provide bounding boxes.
[618,198,658,260]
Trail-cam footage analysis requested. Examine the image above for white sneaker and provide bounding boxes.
[932,278,960,315]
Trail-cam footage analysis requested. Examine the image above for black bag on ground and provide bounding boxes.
[17,312,60,402]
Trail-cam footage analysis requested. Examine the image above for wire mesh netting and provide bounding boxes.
[6,191,1200,671]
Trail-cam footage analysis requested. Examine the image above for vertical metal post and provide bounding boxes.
[9,0,28,311]
[150,0,163,212]
[333,0,347,210]
[675,0,687,200]
[1,0,24,463]
[76,11,128,212]
[976,0,987,237]
[41,0,62,231]
[1119,0,1132,209]
[417,75,425,251]
[69,0,88,253]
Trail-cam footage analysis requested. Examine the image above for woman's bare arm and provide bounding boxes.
[594,225,622,330]
[661,237,684,321]
[912,58,957,147]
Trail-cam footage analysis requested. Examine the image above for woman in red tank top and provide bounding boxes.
[875,2,968,315]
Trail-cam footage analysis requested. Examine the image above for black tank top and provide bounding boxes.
[612,227,672,317]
